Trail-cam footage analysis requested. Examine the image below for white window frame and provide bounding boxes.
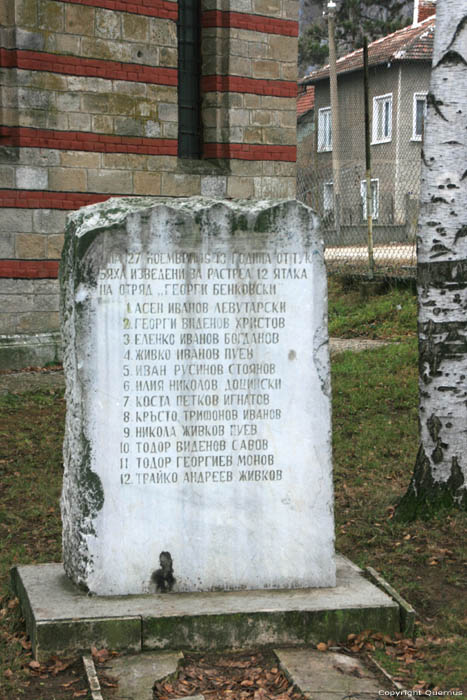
[360,179,379,220]
[323,181,334,212]
[412,92,427,141]
[372,93,392,144]
[317,107,332,152]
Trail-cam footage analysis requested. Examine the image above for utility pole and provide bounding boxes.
[363,36,375,279]
[326,0,341,238]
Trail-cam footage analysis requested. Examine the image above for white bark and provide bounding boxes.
[399,0,467,516]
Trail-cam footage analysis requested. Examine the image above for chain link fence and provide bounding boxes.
[297,69,428,279]
[297,162,418,278]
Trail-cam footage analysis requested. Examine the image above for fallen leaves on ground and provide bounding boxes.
[153,651,305,700]
[0,364,63,376]
[27,655,73,678]
[91,646,119,665]
[100,674,119,688]
[342,630,464,693]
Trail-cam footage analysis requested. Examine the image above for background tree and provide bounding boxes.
[396,0,467,521]
[299,0,411,75]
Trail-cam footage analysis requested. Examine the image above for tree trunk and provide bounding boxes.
[396,0,467,521]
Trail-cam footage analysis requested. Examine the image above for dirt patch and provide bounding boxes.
[152,650,306,700]
[2,656,90,700]
[0,366,64,395]
[329,337,392,356]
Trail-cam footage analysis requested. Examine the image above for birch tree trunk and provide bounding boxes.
[396,0,467,520]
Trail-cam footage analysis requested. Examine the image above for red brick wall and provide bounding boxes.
[416,1,436,23]
[0,0,298,340]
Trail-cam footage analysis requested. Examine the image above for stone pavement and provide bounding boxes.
[101,648,390,700]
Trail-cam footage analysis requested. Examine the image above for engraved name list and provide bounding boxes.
[96,250,312,490]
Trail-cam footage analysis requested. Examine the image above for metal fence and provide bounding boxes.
[297,161,418,278]
[296,72,428,279]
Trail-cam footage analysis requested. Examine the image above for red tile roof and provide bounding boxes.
[301,16,435,86]
[297,85,315,116]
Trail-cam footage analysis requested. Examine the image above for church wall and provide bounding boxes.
[0,0,298,354]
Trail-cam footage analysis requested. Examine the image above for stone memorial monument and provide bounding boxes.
[60,197,336,596]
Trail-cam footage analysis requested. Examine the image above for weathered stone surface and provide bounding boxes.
[16,165,48,189]
[60,197,334,596]
[87,168,132,193]
[0,332,62,370]
[0,232,15,257]
[276,648,387,699]
[17,310,59,333]
[201,175,227,198]
[11,556,399,659]
[49,167,87,192]
[227,176,255,198]
[33,231,63,258]
[16,233,46,258]
[133,171,161,195]
[161,173,200,196]
[0,165,15,188]
[105,652,182,700]
[33,208,68,233]
[252,59,280,80]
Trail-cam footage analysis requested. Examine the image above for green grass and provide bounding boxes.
[328,277,417,340]
[0,282,465,696]
[0,389,69,698]
[332,337,466,692]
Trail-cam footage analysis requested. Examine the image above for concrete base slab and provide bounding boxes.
[11,555,400,661]
[104,651,182,700]
[277,647,385,699]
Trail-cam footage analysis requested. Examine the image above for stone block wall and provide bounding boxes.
[0,0,298,349]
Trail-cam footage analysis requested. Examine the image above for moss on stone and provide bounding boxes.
[143,606,399,651]
[36,618,141,661]
[79,433,104,519]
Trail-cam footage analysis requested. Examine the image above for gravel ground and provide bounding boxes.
[0,338,391,396]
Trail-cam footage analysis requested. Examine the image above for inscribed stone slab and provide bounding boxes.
[60,197,335,595]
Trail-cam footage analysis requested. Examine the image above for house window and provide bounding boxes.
[412,92,427,141]
[317,107,332,152]
[360,179,379,219]
[372,94,392,144]
[323,182,334,212]
[178,0,201,158]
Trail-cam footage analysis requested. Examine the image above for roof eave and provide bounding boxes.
[297,108,314,122]
[300,54,432,86]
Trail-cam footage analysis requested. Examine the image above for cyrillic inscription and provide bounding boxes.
[97,251,316,488]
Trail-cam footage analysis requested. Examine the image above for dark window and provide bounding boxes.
[178,0,202,159]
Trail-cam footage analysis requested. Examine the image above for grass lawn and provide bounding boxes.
[0,279,465,697]
[328,276,417,340]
